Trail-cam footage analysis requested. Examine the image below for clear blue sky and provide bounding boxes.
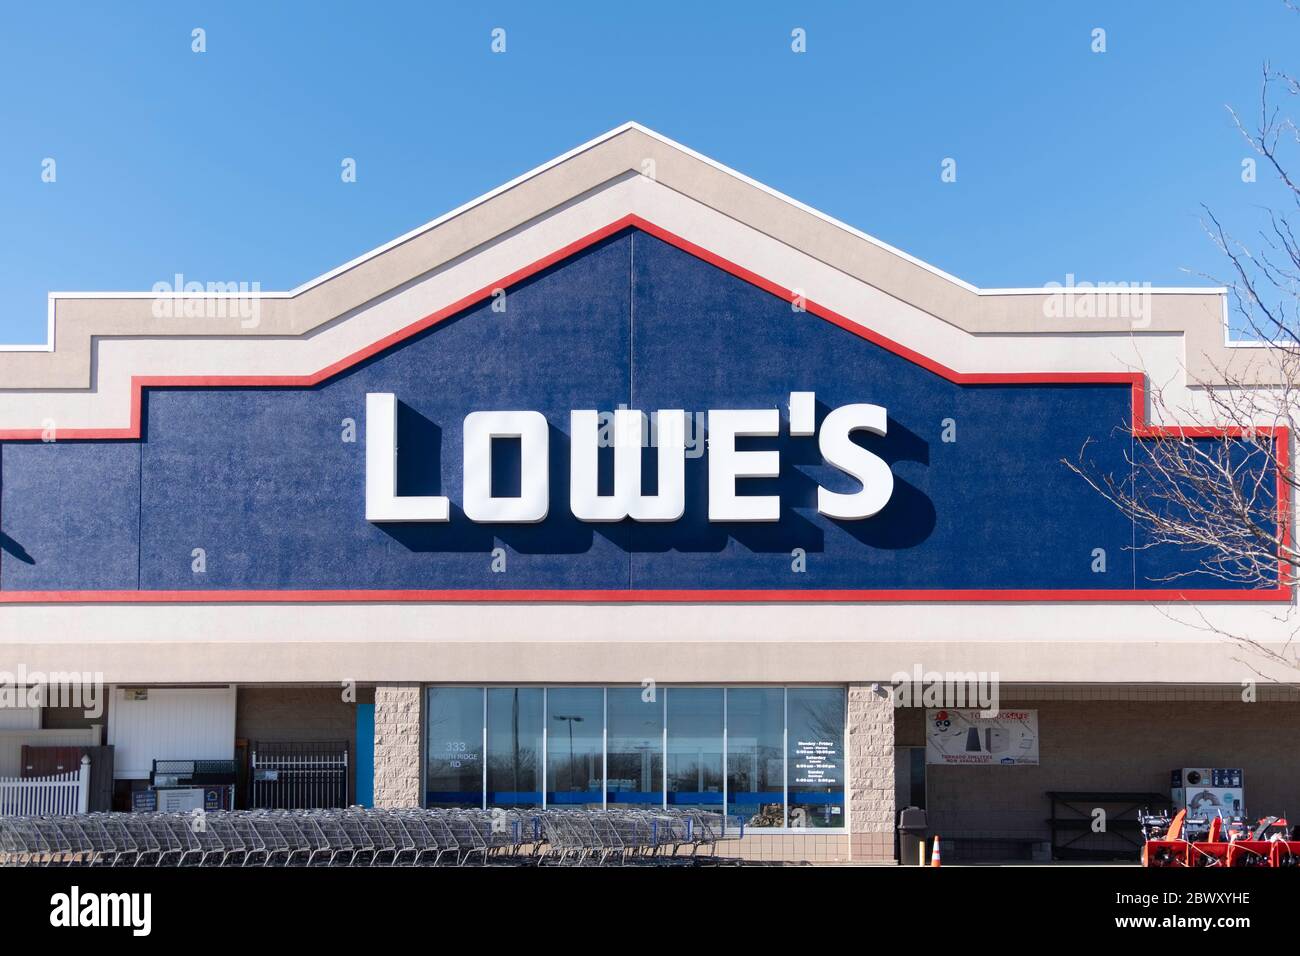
[1,1,1295,344]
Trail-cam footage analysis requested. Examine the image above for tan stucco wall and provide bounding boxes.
[0,632,1294,686]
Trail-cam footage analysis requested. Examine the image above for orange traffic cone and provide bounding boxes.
[930,835,942,867]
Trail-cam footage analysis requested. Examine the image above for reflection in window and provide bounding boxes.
[545,688,604,808]
[666,688,723,809]
[486,687,544,807]
[425,687,483,808]
[786,687,846,828]
[606,688,664,806]
[727,688,785,827]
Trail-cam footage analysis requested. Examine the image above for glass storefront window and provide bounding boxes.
[486,687,544,807]
[425,687,483,807]
[666,688,723,809]
[606,687,664,806]
[423,684,847,828]
[545,687,604,807]
[786,687,846,828]
[726,688,785,828]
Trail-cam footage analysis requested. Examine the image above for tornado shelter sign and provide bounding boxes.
[926,709,1040,766]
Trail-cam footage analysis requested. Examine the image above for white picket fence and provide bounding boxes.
[0,755,90,816]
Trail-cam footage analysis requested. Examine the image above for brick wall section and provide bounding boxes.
[848,682,896,861]
[235,686,367,800]
[235,687,361,743]
[714,833,853,863]
[373,684,423,808]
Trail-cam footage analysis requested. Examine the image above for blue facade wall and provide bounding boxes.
[0,229,1256,593]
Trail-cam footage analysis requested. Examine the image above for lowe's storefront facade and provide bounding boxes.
[2,125,1298,862]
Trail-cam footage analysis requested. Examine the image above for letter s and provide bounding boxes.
[816,404,893,519]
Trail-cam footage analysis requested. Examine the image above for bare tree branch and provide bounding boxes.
[1068,62,1300,679]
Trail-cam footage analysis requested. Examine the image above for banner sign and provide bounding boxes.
[926,709,1039,766]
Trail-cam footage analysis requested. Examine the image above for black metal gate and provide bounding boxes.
[250,741,349,809]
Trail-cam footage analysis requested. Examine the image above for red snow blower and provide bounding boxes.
[1140,809,1293,867]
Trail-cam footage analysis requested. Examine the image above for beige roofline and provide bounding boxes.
[0,123,1256,391]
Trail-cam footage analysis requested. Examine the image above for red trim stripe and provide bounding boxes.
[0,587,1287,605]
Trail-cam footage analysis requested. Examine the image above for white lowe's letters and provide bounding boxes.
[816,403,894,519]
[707,409,781,522]
[463,410,550,523]
[364,393,449,522]
[364,391,894,525]
[570,409,686,521]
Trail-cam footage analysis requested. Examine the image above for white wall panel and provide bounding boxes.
[106,686,236,779]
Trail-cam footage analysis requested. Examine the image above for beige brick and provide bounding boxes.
[847,682,896,860]
[372,683,423,808]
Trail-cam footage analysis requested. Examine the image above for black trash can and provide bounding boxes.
[898,806,929,866]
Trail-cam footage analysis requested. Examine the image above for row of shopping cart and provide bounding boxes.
[0,807,741,867]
